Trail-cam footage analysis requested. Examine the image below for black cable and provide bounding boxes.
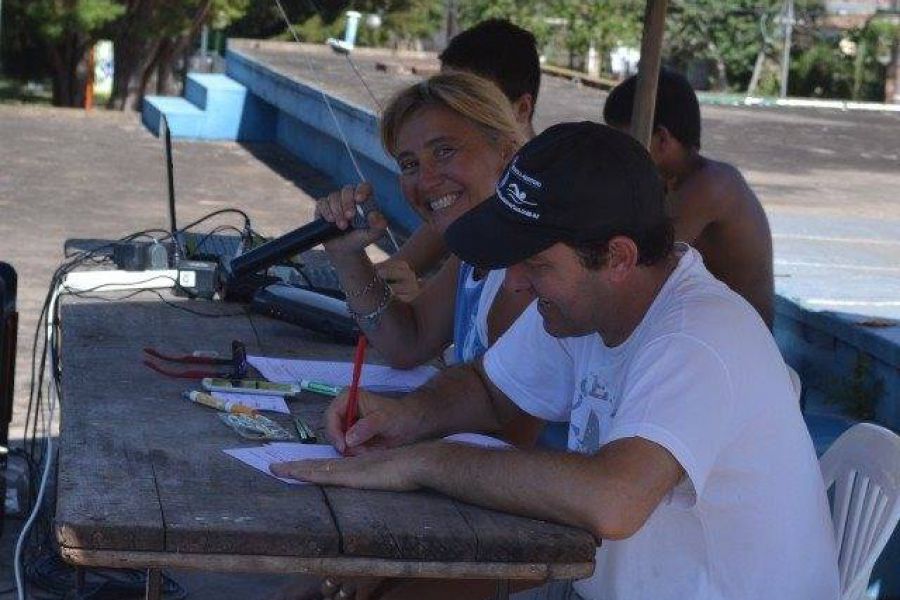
[54,281,247,320]
[191,224,244,251]
[243,305,264,354]
[177,208,250,233]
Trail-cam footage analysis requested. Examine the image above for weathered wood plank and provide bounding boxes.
[454,501,597,564]
[59,548,595,580]
[324,487,478,560]
[55,424,164,551]
[155,455,338,556]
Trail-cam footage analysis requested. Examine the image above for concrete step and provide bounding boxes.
[141,73,275,142]
[142,96,204,139]
[185,73,248,110]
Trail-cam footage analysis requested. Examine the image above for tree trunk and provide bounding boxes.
[108,0,156,110]
[133,0,212,109]
[49,30,91,107]
[707,40,729,91]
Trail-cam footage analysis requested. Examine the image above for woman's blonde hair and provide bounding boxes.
[380,71,525,157]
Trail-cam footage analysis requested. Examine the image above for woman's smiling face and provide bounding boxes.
[394,105,512,235]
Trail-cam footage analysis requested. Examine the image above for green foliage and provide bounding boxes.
[547,0,642,59]
[273,13,344,43]
[372,0,445,45]
[665,0,780,90]
[23,0,125,43]
[211,0,252,30]
[265,0,443,46]
[787,17,894,100]
[458,0,641,70]
[790,38,855,98]
[0,77,52,104]
[457,0,548,40]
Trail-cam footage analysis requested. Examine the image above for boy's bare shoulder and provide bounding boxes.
[680,158,756,211]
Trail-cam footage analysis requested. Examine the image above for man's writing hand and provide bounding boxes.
[324,389,420,455]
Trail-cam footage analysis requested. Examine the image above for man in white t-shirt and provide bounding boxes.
[272,122,840,600]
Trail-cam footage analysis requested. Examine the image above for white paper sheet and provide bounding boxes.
[247,355,439,392]
[210,391,290,414]
[225,434,510,484]
[223,443,341,484]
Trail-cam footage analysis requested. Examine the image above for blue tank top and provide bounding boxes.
[453,262,490,364]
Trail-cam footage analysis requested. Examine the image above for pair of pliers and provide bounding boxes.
[143,340,250,380]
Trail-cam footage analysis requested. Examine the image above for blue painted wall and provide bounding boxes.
[225,47,421,237]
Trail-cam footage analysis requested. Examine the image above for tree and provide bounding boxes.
[457,1,641,72]
[263,0,444,50]
[664,0,829,92]
[106,0,250,111]
[545,0,641,70]
[10,0,124,106]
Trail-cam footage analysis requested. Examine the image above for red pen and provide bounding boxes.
[344,334,367,436]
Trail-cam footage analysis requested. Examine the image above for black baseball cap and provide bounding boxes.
[445,121,668,269]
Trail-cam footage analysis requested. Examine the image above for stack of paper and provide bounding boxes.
[248,356,439,392]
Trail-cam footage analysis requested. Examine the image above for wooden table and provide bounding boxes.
[55,297,596,599]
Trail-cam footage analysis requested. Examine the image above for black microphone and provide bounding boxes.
[223,203,373,284]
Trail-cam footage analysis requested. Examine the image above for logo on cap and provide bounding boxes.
[497,158,541,220]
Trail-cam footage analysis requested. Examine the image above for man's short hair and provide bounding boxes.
[439,19,541,114]
[602,68,701,150]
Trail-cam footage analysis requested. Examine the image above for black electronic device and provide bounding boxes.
[222,208,371,286]
[0,262,18,535]
[113,240,172,271]
[174,259,219,299]
[250,283,359,345]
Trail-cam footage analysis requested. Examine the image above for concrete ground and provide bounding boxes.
[0,63,898,597]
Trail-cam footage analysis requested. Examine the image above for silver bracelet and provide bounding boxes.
[347,280,393,331]
[342,270,381,299]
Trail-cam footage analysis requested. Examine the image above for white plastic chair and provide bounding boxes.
[820,423,900,600]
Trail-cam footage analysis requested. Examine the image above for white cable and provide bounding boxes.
[271,0,401,252]
[14,283,62,600]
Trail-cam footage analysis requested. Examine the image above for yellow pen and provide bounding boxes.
[184,391,257,416]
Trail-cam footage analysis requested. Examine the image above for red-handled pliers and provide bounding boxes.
[142,340,250,380]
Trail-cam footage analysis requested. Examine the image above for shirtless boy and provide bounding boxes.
[603,69,774,328]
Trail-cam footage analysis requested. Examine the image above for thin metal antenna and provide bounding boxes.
[161,115,177,234]
[272,0,400,251]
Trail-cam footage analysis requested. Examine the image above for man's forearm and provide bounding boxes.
[413,436,684,542]
[402,363,509,442]
[415,442,604,538]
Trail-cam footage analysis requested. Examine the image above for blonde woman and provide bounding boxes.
[315,71,532,371]
[268,72,541,600]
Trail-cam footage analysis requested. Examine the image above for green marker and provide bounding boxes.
[299,379,342,397]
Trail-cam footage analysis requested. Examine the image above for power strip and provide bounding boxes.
[61,270,179,293]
